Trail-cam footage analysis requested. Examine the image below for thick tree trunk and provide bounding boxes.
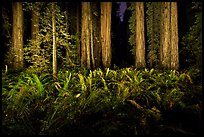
[80,2,102,69]
[81,2,90,69]
[170,2,179,69]
[52,3,57,80]
[160,2,171,68]
[160,2,179,69]
[101,2,112,68]
[81,2,93,69]
[135,2,146,67]
[12,2,24,69]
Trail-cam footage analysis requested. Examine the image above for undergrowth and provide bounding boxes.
[2,67,202,135]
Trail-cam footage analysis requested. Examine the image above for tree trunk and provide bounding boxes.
[135,2,146,67]
[52,3,57,80]
[160,2,171,68]
[101,2,112,68]
[160,2,178,69]
[12,2,24,69]
[170,2,179,69]
[81,2,92,69]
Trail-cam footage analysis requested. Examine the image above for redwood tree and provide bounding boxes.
[81,2,91,69]
[160,2,171,68]
[12,2,24,68]
[170,2,179,69]
[135,2,146,67]
[101,2,112,68]
[160,2,179,69]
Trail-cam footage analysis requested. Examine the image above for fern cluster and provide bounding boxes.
[2,67,202,135]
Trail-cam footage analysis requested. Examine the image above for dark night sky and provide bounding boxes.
[118,2,127,22]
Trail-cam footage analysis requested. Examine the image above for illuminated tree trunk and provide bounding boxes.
[101,2,112,68]
[81,2,90,69]
[160,2,171,68]
[52,3,57,80]
[135,2,146,67]
[12,2,24,69]
[160,2,179,69]
[170,2,179,69]
[81,2,91,69]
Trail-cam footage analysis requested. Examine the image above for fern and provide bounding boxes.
[32,74,45,97]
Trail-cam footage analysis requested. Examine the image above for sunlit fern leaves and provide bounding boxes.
[116,81,131,103]
[32,74,45,97]
[2,67,201,135]
[87,70,93,91]
[101,77,109,92]
[63,72,72,90]
[78,73,87,92]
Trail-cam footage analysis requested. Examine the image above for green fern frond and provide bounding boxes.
[32,74,44,97]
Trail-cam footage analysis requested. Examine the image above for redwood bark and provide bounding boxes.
[135,2,146,67]
[160,2,179,69]
[170,2,179,69]
[12,2,24,68]
[101,2,112,68]
[160,2,171,68]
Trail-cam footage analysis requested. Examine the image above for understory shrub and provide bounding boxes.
[2,67,202,135]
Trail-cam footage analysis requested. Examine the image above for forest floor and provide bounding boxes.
[2,67,202,135]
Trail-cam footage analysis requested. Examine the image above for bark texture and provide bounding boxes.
[160,2,179,69]
[160,2,171,68]
[170,2,179,69]
[12,2,24,68]
[101,2,112,68]
[135,2,146,67]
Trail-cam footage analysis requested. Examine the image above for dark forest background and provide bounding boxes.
[1,2,202,71]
